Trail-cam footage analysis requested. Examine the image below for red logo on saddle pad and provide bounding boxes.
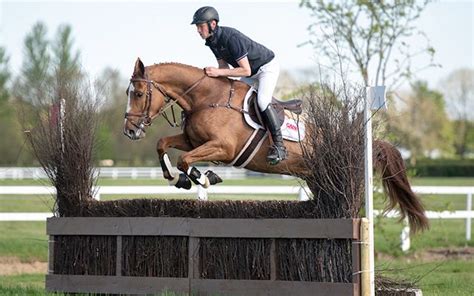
[286,122,298,131]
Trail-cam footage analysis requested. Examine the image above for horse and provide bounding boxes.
[123,58,429,233]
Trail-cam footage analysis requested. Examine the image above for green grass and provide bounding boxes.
[0,273,46,292]
[0,195,55,212]
[0,222,47,262]
[0,274,183,295]
[376,259,474,296]
[411,177,474,186]
[374,219,474,257]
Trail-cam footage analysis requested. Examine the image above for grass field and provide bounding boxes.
[0,176,473,295]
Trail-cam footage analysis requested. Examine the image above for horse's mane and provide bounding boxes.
[149,62,202,73]
[147,62,231,84]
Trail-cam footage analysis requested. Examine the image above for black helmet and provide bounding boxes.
[191,6,219,25]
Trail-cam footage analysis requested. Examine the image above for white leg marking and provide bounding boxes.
[168,174,180,186]
[187,167,207,186]
[163,154,176,178]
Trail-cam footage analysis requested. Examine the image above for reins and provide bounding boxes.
[125,74,206,129]
[125,71,246,131]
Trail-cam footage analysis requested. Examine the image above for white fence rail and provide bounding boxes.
[0,167,280,180]
[1,185,472,249]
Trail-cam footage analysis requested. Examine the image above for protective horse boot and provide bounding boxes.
[262,105,287,165]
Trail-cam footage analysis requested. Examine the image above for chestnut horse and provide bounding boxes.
[123,58,428,232]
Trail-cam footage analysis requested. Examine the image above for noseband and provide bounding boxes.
[124,74,206,131]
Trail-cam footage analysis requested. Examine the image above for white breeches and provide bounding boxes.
[240,57,280,111]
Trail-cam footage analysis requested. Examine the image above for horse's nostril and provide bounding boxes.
[124,128,135,139]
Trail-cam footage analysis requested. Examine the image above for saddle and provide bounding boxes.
[228,88,304,168]
[246,91,303,128]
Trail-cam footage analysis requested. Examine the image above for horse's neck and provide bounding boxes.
[150,64,219,112]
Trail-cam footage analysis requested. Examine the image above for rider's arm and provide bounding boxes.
[206,57,251,77]
[217,59,230,69]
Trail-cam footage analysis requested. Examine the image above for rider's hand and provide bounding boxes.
[205,67,220,77]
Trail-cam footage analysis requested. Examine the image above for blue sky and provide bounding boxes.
[0,0,472,89]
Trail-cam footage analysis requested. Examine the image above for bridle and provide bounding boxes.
[124,74,206,131]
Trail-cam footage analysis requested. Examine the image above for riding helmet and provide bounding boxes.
[191,6,219,24]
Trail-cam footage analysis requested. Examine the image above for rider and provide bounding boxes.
[191,6,287,165]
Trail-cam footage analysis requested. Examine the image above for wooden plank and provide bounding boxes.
[45,275,189,294]
[47,217,190,236]
[47,217,360,239]
[191,279,358,296]
[191,218,359,238]
[46,275,358,296]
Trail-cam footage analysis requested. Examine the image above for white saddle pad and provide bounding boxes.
[243,88,305,142]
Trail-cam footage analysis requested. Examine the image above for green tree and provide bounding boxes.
[300,0,437,89]
[392,81,453,165]
[0,47,30,165]
[51,24,82,99]
[94,68,123,162]
[0,47,10,104]
[14,22,51,105]
[441,68,474,158]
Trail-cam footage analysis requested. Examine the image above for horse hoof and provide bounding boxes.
[175,173,192,190]
[205,170,223,185]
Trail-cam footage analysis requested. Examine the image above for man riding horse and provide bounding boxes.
[191,6,287,165]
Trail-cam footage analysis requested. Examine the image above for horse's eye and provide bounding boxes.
[135,91,143,98]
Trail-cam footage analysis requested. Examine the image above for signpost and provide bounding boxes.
[363,86,386,296]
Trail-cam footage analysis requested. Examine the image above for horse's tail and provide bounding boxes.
[373,140,429,233]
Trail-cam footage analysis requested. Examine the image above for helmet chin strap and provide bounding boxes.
[207,21,216,37]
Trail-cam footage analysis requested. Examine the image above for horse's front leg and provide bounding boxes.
[177,140,231,188]
[157,134,193,189]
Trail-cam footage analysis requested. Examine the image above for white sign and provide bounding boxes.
[366,86,387,110]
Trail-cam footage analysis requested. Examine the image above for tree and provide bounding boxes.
[391,81,452,165]
[0,47,32,165]
[14,22,51,104]
[300,0,437,90]
[0,47,10,104]
[441,68,474,158]
[51,24,82,99]
[13,22,51,105]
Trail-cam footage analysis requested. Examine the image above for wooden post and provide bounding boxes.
[360,218,370,296]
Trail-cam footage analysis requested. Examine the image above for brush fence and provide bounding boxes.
[46,217,361,295]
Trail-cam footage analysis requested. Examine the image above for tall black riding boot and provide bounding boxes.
[262,105,287,165]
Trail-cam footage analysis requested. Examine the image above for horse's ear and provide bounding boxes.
[134,57,145,77]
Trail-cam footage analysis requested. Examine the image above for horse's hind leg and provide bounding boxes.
[177,140,231,188]
[156,134,193,189]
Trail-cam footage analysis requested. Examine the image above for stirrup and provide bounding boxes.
[267,145,287,165]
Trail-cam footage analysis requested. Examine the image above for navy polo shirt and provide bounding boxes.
[205,26,275,76]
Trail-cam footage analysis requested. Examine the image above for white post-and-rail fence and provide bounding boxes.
[0,184,472,256]
[1,185,472,243]
[0,167,277,180]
